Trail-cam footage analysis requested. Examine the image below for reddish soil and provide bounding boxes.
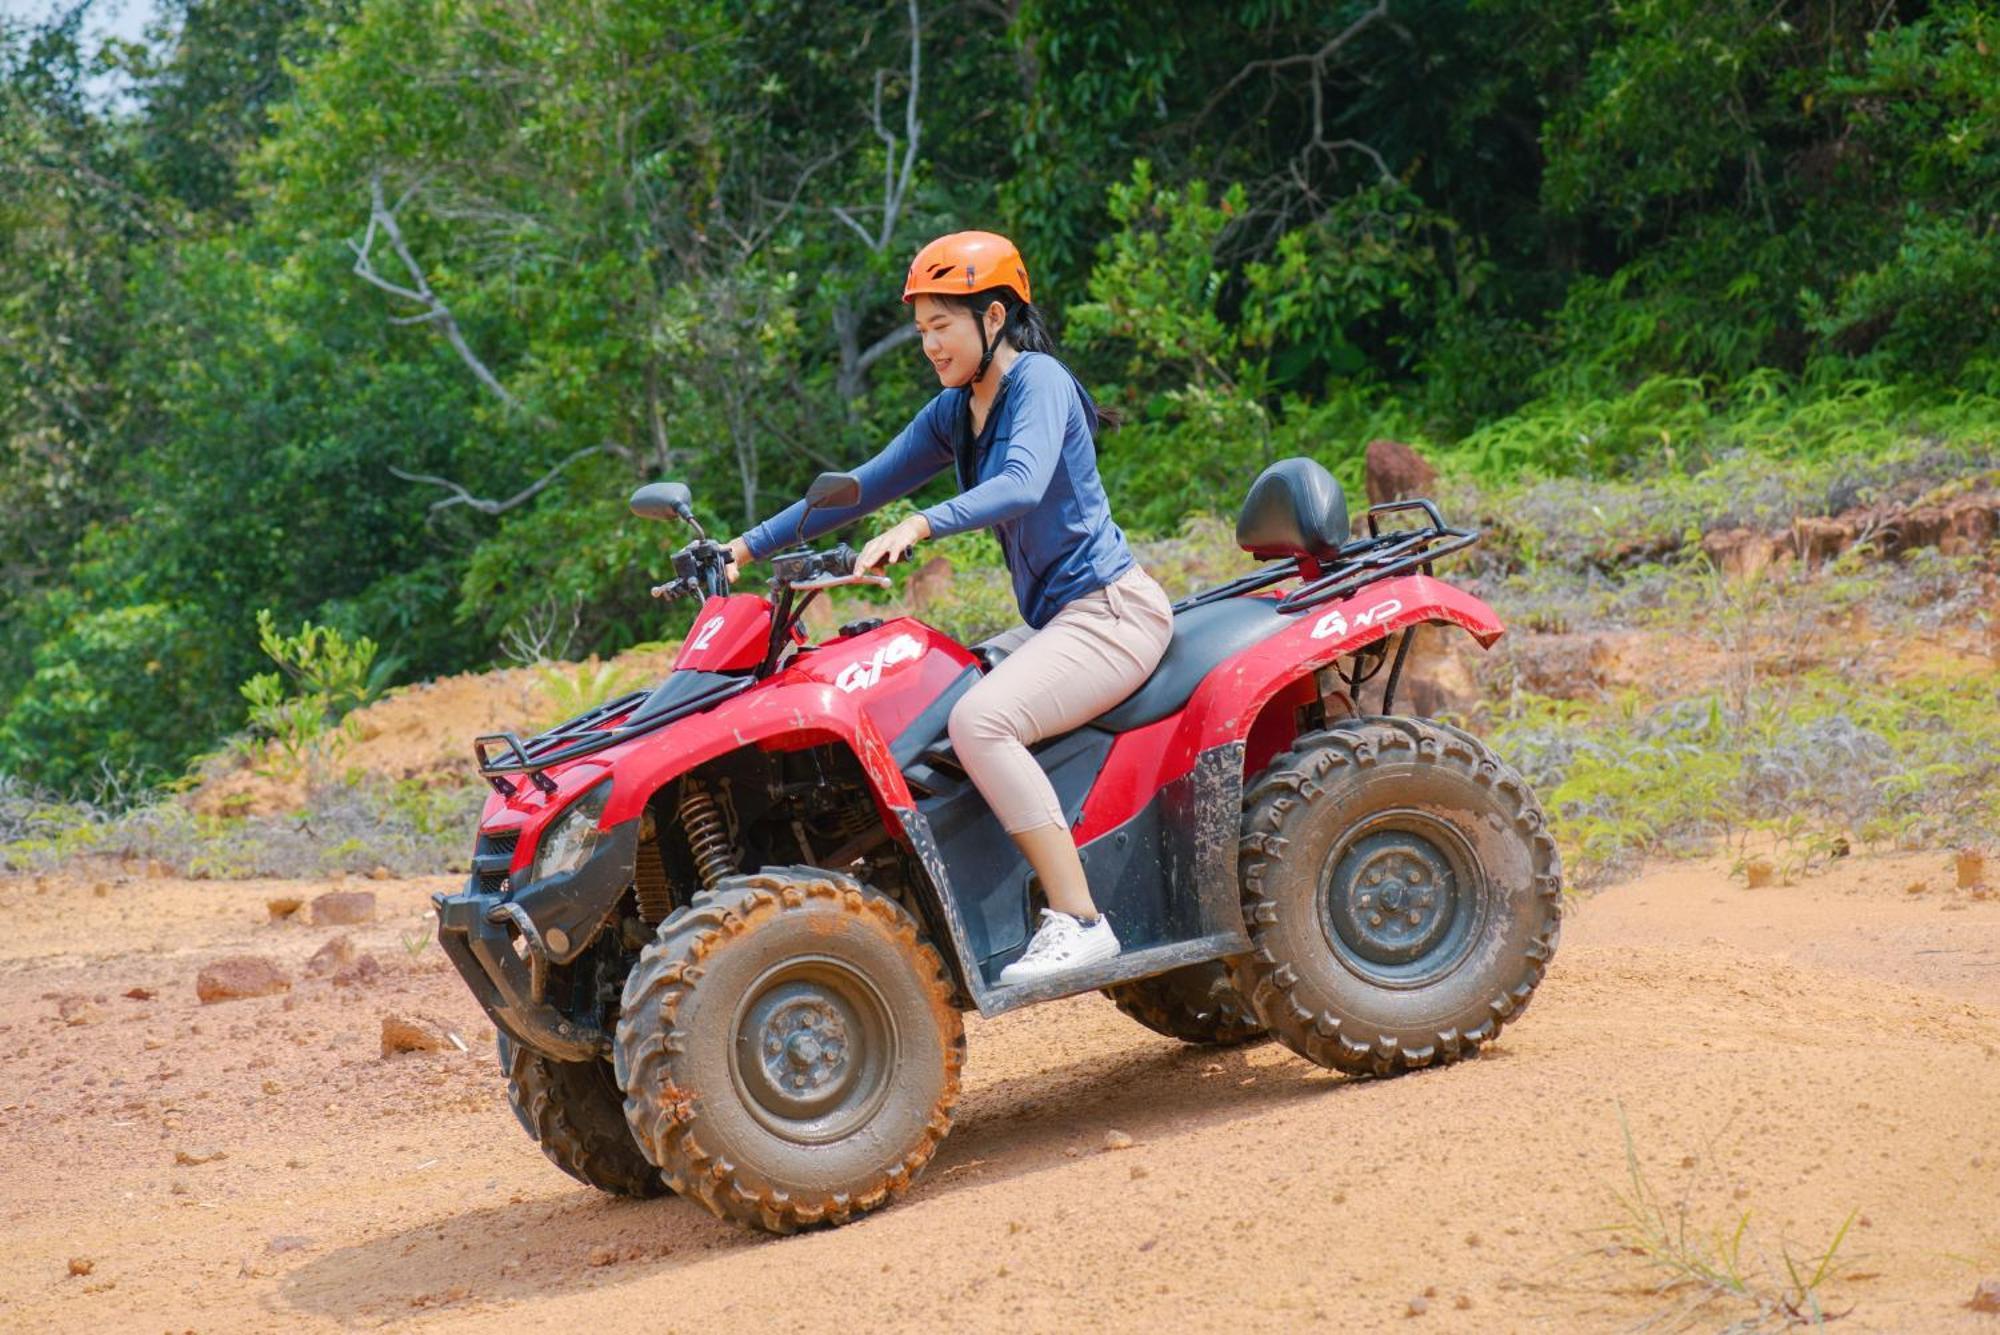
[4,848,1998,1331]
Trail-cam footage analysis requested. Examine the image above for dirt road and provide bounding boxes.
[4,849,1997,1332]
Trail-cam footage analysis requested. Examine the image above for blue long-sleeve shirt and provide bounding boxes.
[741,352,1138,629]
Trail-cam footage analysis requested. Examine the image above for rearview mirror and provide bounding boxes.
[804,471,861,510]
[796,471,862,543]
[630,481,693,523]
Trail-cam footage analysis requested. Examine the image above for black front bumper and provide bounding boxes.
[434,817,639,1062]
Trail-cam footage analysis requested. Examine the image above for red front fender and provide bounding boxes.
[591,674,920,827]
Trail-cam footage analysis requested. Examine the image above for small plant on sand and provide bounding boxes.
[239,610,388,784]
[1598,1108,1857,1330]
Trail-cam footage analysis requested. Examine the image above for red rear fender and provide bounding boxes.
[1075,575,1502,842]
[1184,573,1503,755]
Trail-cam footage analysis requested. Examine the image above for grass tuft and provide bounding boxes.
[1600,1107,1858,1330]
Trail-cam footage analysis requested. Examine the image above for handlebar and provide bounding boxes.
[791,572,893,592]
[650,535,910,602]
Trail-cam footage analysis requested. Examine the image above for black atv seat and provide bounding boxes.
[1092,597,1294,730]
[968,595,1294,733]
[896,595,1295,785]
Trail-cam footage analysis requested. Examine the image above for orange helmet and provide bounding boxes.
[903,231,1031,304]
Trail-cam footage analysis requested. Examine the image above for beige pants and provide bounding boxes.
[947,565,1175,834]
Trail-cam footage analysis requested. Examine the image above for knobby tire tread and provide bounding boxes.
[501,1036,670,1198]
[1230,715,1562,1077]
[614,865,964,1233]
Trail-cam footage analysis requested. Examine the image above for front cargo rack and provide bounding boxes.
[473,675,753,794]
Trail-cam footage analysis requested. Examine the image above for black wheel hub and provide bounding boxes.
[731,958,894,1144]
[1318,811,1483,987]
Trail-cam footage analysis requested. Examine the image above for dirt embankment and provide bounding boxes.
[3,847,1997,1332]
[188,646,682,819]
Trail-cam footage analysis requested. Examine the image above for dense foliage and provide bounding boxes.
[3,0,1996,794]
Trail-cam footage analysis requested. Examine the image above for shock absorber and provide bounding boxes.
[836,799,873,842]
[677,783,735,891]
[633,807,675,926]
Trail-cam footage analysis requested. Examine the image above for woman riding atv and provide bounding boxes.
[725,230,1172,985]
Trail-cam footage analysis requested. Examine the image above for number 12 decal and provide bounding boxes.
[691,615,725,651]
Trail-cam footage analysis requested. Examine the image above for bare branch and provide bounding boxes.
[873,0,923,250]
[829,203,879,249]
[826,0,925,413]
[834,303,920,406]
[1323,137,1396,186]
[350,171,528,414]
[499,593,581,666]
[388,446,614,517]
[1196,0,1388,131]
[856,321,919,377]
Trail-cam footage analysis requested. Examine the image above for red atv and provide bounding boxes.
[437,458,1561,1233]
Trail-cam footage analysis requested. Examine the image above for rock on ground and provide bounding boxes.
[381,1013,457,1056]
[195,956,290,1004]
[1365,439,1438,505]
[306,935,356,976]
[333,954,383,988]
[310,890,377,926]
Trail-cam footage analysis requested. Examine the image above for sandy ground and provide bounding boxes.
[3,849,1998,1333]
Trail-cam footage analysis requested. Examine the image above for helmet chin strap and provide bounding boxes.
[971,304,1012,384]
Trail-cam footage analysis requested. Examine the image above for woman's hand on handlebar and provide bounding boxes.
[856,514,930,574]
[723,536,752,585]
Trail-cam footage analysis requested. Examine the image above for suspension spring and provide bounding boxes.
[678,784,735,891]
[836,798,873,840]
[633,831,675,926]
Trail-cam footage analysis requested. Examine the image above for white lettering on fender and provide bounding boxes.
[835,633,925,694]
[1310,598,1402,640]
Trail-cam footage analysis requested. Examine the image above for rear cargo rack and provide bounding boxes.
[1274,499,1479,614]
[1171,498,1478,616]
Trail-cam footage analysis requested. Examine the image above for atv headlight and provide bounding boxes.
[528,778,612,884]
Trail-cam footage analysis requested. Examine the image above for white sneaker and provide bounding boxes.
[998,909,1120,985]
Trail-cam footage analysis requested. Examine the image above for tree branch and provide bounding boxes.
[877,0,923,249]
[388,446,618,517]
[1196,0,1388,131]
[349,170,526,415]
[856,321,918,377]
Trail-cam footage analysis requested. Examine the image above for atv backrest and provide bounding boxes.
[1235,457,1350,561]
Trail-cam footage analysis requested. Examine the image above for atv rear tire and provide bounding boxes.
[1103,961,1265,1046]
[497,1032,670,1197]
[614,865,963,1233]
[1229,716,1561,1077]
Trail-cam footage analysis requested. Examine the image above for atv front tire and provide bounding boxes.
[1230,716,1561,1076]
[614,866,963,1233]
[1103,961,1265,1046]
[497,1032,670,1197]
